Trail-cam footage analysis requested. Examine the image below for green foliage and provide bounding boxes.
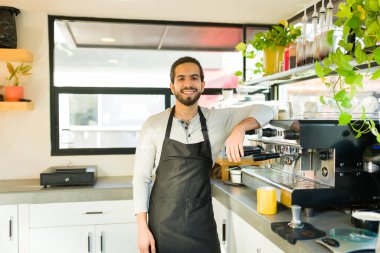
[6,62,32,86]
[317,0,380,143]
[235,21,301,76]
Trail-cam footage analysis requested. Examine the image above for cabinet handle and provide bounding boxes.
[88,233,91,253]
[84,211,104,215]
[9,217,13,240]
[222,218,226,244]
[100,232,104,253]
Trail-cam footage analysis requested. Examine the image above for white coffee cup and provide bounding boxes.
[230,169,242,184]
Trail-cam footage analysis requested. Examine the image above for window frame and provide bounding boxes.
[49,15,267,156]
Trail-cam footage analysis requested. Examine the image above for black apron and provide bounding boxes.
[148,106,220,253]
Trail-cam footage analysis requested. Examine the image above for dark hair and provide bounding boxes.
[170,56,204,83]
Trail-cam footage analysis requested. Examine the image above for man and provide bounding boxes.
[133,56,275,253]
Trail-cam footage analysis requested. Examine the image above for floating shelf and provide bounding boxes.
[0,102,33,111]
[243,61,380,87]
[0,49,33,62]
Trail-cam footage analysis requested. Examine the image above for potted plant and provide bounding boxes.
[235,21,301,76]
[3,62,32,101]
[315,0,380,143]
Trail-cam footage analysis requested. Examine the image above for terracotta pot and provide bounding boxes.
[263,46,286,76]
[4,86,24,101]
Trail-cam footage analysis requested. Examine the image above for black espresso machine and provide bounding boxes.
[242,119,380,209]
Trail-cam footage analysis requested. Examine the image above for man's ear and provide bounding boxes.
[170,82,175,94]
[200,81,206,93]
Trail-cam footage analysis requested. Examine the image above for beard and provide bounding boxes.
[173,88,201,106]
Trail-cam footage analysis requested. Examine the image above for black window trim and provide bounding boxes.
[48,15,271,156]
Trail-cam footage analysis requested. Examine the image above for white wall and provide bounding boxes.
[0,0,313,179]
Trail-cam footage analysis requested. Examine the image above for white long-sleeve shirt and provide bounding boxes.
[132,105,275,214]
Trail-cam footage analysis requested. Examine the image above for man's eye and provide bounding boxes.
[192,77,199,80]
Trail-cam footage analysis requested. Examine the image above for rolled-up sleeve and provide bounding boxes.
[247,104,276,127]
[223,104,276,134]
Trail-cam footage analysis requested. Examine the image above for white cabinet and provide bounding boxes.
[229,211,284,253]
[28,200,138,253]
[212,198,229,253]
[0,205,18,253]
[213,197,284,253]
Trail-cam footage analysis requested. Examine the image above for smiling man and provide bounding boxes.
[133,56,275,253]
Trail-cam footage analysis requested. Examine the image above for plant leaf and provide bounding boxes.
[235,42,247,52]
[354,44,367,64]
[347,16,361,29]
[326,30,334,46]
[338,112,352,125]
[320,95,326,105]
[315,61,325,78]
[373,47,380,65]
[341,97,352,109]
[366,20,380,35]
[371,68,380,80]
[334,89,348,102]
[234,70,243,76]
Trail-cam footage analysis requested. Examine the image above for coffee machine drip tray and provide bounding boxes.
[242,167,331,191]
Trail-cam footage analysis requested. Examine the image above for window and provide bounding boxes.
[49,16,266,155]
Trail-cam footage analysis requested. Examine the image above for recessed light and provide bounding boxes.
[107,59,119,63]
[101,37,115,43]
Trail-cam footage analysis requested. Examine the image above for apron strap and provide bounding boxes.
[164,106,176,139]
[164,106,212,156]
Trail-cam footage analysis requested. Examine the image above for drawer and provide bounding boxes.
[29,200,135,228]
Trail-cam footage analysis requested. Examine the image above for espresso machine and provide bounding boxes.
[241,119,380,209]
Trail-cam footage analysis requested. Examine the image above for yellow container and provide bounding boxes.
[263,46,286,75]
[263,47,277,76]
[257,186,277,215]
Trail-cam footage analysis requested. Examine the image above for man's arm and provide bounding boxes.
[225,117,260,162]
[224,104,275,162]
[132,119,156,253]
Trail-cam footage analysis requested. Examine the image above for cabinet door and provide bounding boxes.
[212,197,229,253]
[95,223,138,253]
[0,205,18,253]
[230,212,284,253]
[30,225,94,253]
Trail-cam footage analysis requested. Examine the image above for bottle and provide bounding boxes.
[283,45,290,71]
[289,43,297,69]
[325,0,334,54]
[312,4,319,62]
[316,0,328,61]
[296,9,308,67]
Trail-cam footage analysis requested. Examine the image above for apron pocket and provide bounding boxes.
[185,196,216,236]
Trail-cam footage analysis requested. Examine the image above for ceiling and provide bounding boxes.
[3,0,319,24]
[3,0,323,51]
[55,20,269,51]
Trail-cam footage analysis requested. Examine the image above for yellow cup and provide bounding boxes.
[257,186,277,215]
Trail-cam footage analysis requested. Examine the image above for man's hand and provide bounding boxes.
[225,125,245,163]
[225,118,260,163]
[136,213,156,253]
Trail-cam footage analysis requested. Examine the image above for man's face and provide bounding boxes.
[170,63,205,106]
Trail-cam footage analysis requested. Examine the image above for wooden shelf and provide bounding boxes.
[0,49,33,62]
[0,102,33,111]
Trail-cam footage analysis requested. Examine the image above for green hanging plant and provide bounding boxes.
[316,0,380,143]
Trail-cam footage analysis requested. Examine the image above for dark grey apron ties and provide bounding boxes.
[148,106,220,253]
